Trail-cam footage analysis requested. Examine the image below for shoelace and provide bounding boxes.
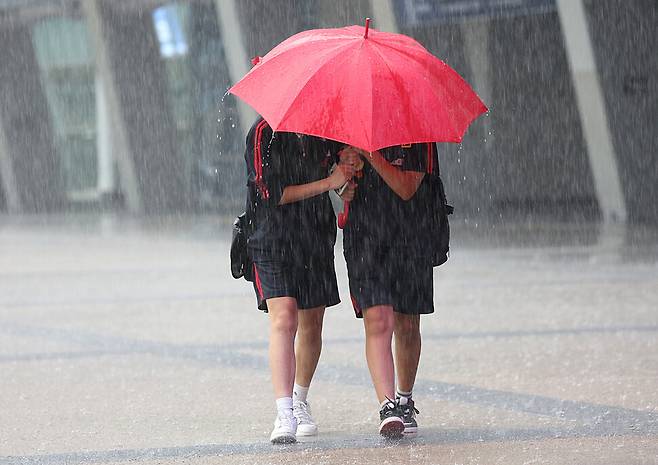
[293,401,313,424]
[276,410,296,427]
[403,404,420,415]
[380,397,398,416]
[397,397,420,416]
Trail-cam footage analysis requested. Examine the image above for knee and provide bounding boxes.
[270,309,298,336]
[365,307,395,338]
[298,318,323,340]
[395,315,420,340]
[297,307,324,337]
[271,315,297,336]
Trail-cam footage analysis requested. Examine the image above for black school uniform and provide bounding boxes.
[343,143,438,318]
[244,118,341,311]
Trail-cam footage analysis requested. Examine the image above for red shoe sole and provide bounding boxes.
[379,417,404,439]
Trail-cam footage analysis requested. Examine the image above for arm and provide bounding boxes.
[251,126,354,206]
[356,148,424,201]
[278,162,355,205]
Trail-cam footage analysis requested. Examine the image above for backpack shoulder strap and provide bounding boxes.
[425,143,440,177]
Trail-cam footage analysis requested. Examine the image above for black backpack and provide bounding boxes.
[230,212,254,281]
[427,173,454,267]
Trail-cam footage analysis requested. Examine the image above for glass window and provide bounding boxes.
[32,17,98,199]
[153,4,189,58]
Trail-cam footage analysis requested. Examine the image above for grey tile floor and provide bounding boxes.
[1,215,657,465]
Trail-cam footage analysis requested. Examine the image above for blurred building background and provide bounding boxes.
[0,0,656,224]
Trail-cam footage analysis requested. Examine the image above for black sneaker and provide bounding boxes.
[397,396,419,435]
[378,399,404,439]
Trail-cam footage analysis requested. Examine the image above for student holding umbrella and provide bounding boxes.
[340,143,437,438]
[243,117,355,444]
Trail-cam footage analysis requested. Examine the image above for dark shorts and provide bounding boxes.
[345,247,434,318]
[251,254,340,312]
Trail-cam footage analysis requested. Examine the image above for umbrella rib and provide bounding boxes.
[265,34,358,62]
[236,40,358,129]
[276,42,372,143]
[370,43,479,142]
[366,41,450,144]
[264,26,364,61]
[274,42,356,123]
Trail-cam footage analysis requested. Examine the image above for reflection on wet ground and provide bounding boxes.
[0,214,656,465]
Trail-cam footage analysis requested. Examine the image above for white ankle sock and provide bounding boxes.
[276,397,293,414]
[396,389,412,400]
[293,383,309,403]
[380,398,394,409]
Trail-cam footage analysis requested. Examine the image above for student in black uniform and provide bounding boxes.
[340,143,436,439]
[244,117,355,444]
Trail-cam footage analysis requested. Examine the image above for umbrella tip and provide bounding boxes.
[251,56,262,67]
[364,18,370,38]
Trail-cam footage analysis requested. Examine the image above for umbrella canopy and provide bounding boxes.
[229,20,487,152]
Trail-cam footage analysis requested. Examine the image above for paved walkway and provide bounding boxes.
[1,215,657,465]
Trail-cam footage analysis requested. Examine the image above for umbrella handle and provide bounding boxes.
[337,201,350,229]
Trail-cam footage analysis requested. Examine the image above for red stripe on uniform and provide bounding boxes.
[253,119,270,199]
[350,294,362,318]
[253,264,264,299]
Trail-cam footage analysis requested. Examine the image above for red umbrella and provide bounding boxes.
[229,19,487,152]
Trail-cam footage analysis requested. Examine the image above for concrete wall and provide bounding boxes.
[98,0,187,213]
[0,0,656,225]
[0,22,65,212]
[189,1,243,211]
[586,0,658,225]
[400,13,599,222]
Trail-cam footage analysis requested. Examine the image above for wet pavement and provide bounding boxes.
[1,214,657,465]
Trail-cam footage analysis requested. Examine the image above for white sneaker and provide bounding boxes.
[270,409,297,444]
[293,400,318,436]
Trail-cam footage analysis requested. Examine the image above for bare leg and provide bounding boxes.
[295,306,325,387]
[268,297,298,398]
[363,305,396,402]
[394,313,421,393]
